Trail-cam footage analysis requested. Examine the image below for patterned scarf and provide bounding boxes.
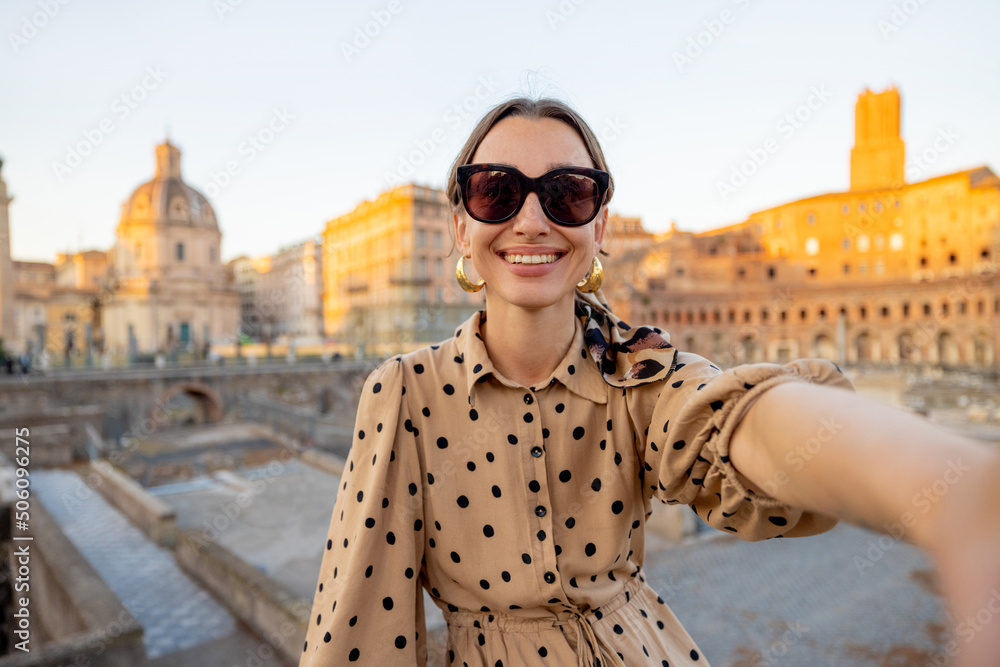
[574,289,678,388]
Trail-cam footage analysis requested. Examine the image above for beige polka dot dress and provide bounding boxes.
[300,291,852,666]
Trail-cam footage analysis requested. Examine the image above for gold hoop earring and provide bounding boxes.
[577,256,604,293]
[456,256,484,293]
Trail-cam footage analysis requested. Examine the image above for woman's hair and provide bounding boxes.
[446,97,615,212]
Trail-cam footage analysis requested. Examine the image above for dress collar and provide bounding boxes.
[457,310,608,407]
[453,288,677,406]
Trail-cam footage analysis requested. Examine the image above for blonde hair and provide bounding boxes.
[446,98,615,212]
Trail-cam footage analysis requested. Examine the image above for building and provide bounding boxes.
[228,237,324,343]
[322,184,479,356]
[629,87,1000,368]
[103,141,238,356]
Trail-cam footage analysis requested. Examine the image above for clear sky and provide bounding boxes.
[2,0,998,262]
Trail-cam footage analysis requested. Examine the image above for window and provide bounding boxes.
[800,308,807,321]
[859,306,867,320]
[780,310,787,322]
[767,267,775,279]
[941,302,949,316]
[736,267,745,279]
[857,235,870,252]
[807,213,816,225]
[923,303,931,316]
[902,303,910,317]
[890,233,904,251]
[818,308,827,321]
[743,310,751,323]
[435,258,443,277]
[920,257,927,267]
[958,301,966,315]
[727,310,735,323]
[760,309,769,322]
[982,248,991,260]
[948,253,957,265]
[843,263,850,274]
[416,229,426,248]
[808,267,817,277]
[434,230,442,249]
[176,243,184,261]
[842,204,850,215]
[841,237,851,250]
[805,238,819,256]
[881,306,890,317]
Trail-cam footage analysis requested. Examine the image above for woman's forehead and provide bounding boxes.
[471,116,594,171]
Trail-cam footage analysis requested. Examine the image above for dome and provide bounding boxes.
[119,141,218,230]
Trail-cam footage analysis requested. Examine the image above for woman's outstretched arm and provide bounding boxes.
[731,380,1000,667]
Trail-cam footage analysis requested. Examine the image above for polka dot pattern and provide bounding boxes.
[300,307,850,665]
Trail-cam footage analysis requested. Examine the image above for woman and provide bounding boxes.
[300,98,1000,666]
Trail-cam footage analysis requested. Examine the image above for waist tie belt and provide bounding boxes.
[442,575,644,667]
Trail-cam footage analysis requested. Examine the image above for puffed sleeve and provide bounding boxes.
[629,353,854,541]
[300,358,427,666]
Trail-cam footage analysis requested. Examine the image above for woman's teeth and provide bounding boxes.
[503,253,559,265]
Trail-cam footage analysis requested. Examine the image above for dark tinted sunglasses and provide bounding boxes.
[457,163,610,227]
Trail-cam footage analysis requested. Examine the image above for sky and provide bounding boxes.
[2,0,998,263]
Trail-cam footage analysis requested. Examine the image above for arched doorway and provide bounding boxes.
[855,332,873,362]
[937,331,960,366]
[812,334,836,361]
[973,331,992,366]
[898,332,919,363]
[156,382,224,428]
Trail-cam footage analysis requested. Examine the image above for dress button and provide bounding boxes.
[524,393,533,405]
[544,571,556,584]
[530,446,543,458]
[535,505,547,517]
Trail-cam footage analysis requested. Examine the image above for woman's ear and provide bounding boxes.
[593,207,609,253]
[454,211,471,256]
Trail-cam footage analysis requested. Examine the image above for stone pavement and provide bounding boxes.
[642,522,951,666]
[33,470,238,660]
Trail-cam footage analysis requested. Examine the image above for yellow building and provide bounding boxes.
[322,184,479,356]
[11,250,107,363]
[631,87,1000,368]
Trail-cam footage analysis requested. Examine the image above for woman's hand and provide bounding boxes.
[929,449,1000,667]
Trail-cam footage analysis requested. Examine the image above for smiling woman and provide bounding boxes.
[299,98,1000,667]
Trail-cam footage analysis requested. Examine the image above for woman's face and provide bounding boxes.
[454,116,607,313]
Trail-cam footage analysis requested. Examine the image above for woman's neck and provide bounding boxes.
[479,292,577,388]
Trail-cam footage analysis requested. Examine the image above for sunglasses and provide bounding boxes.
[457,163,610,227]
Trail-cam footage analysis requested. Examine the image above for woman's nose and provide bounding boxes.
[511,192,550,238]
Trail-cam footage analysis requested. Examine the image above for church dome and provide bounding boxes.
[119,141,218,230]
